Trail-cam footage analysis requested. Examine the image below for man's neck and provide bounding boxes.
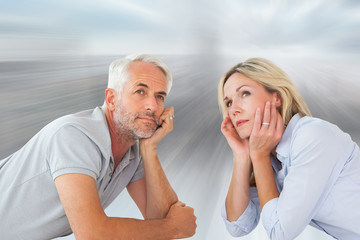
[111,134,134,170]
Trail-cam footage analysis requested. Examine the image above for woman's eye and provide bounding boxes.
[226,101,232,108]
[242,91,250,97]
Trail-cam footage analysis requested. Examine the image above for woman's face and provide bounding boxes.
[223,73,280,139]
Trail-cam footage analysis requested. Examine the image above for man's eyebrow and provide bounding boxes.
[137,83,167,96]
[137,83,149,88]
[223,85,247,101]
[157,91,167,97]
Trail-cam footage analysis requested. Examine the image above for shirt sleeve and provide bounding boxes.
[129,158,145,183]
[47,125,102,180]
[261,121,345,240]
[221,187,261,237]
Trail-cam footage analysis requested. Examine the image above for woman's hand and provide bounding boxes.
[249,101,283,163]
[221,111,250,158]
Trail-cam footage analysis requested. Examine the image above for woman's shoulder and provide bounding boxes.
[290,115,355,156]
[294,115,343,139]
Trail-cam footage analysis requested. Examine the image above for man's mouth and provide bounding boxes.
[138,117,155,122]
[136,113,160,126]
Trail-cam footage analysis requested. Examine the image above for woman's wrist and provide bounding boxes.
[233,153,251,167]
[250,151,271,165]
[232,154,252,182]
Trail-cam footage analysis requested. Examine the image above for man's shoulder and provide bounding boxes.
[49,107,106,133]
[45,107,111,152]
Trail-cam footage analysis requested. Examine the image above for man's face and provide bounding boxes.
[113,61,167,140]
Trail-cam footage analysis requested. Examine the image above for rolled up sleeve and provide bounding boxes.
[221,187,260,237]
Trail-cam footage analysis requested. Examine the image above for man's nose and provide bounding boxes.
[144,96,158,112]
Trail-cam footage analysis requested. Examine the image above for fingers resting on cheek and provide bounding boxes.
[249,101,284,159]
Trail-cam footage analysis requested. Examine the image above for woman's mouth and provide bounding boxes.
[236,120,248,127]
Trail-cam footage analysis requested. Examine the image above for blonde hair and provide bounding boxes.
[218,58,311,126]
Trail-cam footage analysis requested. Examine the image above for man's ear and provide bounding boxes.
[105,88,117,112]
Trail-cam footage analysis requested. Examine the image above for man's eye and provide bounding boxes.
[136,90,144,94]
[157,95,165,101]
[226,101,232,108]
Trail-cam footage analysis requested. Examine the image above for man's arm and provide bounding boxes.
[55,173,196,240]
[134,106,178,219]
[127,155,178,219]
[141,148,178,219]
[127,178,147,218]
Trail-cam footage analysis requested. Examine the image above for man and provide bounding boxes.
[0,54,197,239]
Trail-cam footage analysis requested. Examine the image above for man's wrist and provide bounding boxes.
[139,140,158,156]
[140,146,158,159]
[159,217,178,240]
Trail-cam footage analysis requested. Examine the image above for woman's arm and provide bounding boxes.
[250,102,345,239]
[249,102,282,209]
[225,154,252,221]
[221,112,260,236]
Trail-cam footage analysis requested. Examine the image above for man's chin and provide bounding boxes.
[135,128,157,139]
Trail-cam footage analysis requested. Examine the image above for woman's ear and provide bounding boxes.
[273,92,282,108]
[105,88,117,112]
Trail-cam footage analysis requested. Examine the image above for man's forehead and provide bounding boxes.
[125,63,167,92]
[126,78,167,92]
[128,61,165,77]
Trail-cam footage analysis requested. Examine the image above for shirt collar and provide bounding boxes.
[111,140,140,173]
[276,113,302,163]
[131,140,140,160]
[115,139,139,163]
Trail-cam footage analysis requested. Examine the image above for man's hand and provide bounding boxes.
[165,201,197,239]
[140,107,174,153]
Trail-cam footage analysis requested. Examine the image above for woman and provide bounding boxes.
[218,58,360,240]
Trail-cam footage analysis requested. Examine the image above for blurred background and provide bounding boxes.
[1,0,359,239]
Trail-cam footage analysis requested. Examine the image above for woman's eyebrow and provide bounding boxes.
[223,85,248,101]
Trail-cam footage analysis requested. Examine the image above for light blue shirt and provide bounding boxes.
[222,114,360,240]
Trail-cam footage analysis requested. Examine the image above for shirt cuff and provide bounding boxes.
[221,201,259,237]
[130,167,144,183]
[52,167,97,180]
[261,197,279,235]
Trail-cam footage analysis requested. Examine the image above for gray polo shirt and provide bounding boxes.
[0,107,144,240]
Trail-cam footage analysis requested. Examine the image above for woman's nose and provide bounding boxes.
[230,97,242,116]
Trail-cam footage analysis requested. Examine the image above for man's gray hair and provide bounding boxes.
[107,54,173,94]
